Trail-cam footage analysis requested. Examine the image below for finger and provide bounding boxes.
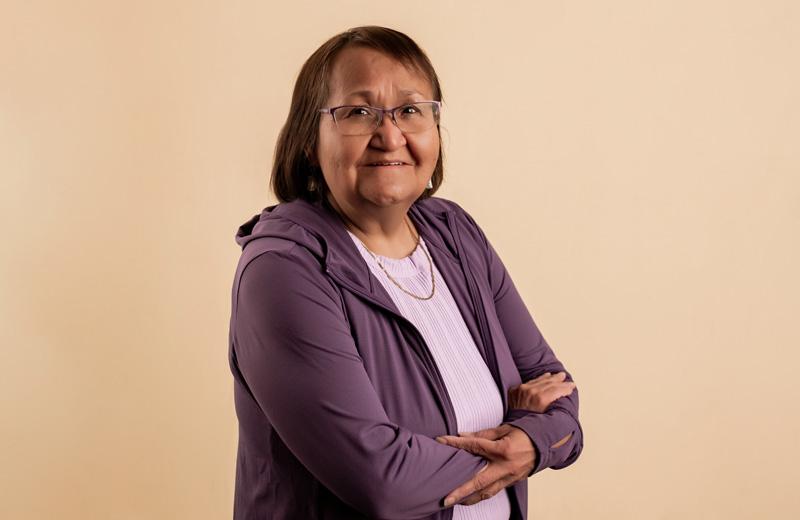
[461,425,512,441]
[547,381,576,395]
[459,430,497,440]
[538,385,577,409]
[518,373,550,388]
[535,372,567,386]
[520,371,566,389]
[458,474,515,506]
[520,372,575,392]
[554,382,577,397]
[541,371,567,380]
[435,436,497,457]
[443,463,506,507]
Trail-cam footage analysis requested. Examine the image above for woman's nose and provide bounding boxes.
[370,112,407,149]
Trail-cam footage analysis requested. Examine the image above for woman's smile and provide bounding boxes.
[361,163,411,169]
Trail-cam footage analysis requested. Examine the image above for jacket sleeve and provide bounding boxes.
[232,246,489,519]
[458,207,584,477]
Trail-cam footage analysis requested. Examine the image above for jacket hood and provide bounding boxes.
[235,196,462,295]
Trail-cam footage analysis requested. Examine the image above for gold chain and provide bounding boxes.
[358,216,435,301]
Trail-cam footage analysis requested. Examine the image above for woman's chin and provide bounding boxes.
[360,183,421,206]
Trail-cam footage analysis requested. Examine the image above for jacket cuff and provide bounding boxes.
[505,407,581,476]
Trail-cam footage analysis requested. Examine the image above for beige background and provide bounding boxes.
[2,1,798,518]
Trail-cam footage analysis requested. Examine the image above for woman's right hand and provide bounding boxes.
[508,371,576,413]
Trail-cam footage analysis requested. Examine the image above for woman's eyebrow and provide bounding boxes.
[342,89,424,103]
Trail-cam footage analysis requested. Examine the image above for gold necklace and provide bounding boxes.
[358,216,435,301]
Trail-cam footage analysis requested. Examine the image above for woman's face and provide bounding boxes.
[316,46,440,211]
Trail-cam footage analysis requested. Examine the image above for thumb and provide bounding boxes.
[461,426,505,441]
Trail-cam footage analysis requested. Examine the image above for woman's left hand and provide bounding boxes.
[435,424,535,507]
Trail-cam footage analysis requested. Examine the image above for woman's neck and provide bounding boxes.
[326,193,419,259]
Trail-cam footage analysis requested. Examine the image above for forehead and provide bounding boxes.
[327,46,433,102]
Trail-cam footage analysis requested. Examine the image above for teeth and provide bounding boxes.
[372,162,403,166]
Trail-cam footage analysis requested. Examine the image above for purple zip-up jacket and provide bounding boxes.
[228,195,583,519]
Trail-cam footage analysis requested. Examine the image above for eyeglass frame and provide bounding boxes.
[318,100,442,135]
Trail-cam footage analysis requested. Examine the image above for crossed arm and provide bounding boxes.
[434,205,583,506]
[233,211,582,516]
[435,371,577,506]
[235,248,497,518]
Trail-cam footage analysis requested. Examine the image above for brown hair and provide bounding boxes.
[269,25,445,204]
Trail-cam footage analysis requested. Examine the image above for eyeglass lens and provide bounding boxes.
[332,102,439,135]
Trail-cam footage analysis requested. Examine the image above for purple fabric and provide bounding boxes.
[228,196,583,519]
[347,230,511,519]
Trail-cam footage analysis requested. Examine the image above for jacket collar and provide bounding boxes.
[235,196,462,297]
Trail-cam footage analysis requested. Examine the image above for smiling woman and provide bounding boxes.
[313,44,443,255]
[229,25,583,520]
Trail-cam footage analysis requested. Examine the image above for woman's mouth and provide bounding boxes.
[363,162,410,168]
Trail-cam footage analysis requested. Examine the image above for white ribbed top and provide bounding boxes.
[346,229,511,520]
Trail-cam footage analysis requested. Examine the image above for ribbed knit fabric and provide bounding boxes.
[346,229,511,520]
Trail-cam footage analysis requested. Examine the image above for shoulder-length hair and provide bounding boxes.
[270,25,445,204]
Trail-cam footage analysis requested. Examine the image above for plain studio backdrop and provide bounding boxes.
[1,1,798,518]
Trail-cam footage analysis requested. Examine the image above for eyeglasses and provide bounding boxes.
[319,100,442,136]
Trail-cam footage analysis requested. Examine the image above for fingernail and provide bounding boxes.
[444,497,455,507]
[435,436,446,443]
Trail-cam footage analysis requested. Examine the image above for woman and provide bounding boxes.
[228,26,583,519]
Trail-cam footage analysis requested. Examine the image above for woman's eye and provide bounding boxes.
[400,104,420,115]
[346,107,371,118]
